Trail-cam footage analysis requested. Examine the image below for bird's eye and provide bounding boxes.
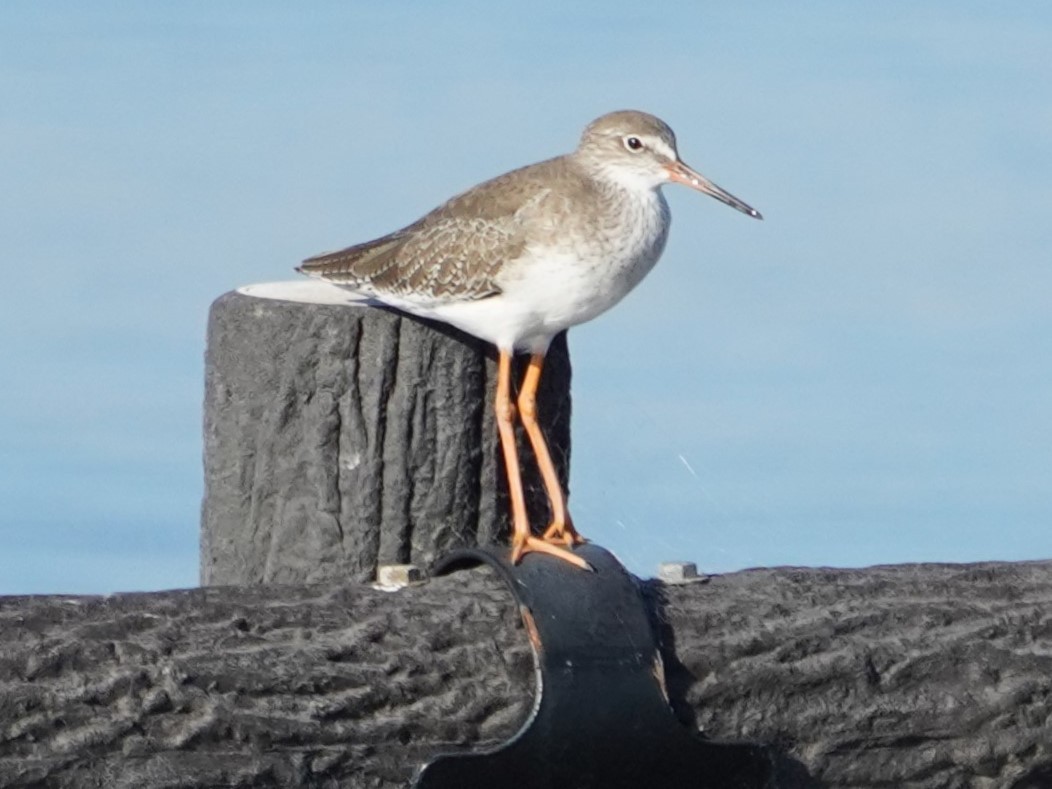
[623,136,644,152]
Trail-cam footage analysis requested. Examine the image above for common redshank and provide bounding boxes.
[298,110,762,570]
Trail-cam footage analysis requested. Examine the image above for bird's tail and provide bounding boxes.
[297,233,405,286]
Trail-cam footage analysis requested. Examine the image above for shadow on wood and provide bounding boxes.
[417,544,775,789]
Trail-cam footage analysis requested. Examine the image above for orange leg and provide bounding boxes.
[496,350,589,570]
[495,350,529,557]
[517,353,585,548]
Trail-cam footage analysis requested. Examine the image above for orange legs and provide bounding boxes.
[517,354,585,549]
[496,350,588,570]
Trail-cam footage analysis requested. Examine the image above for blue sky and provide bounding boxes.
[2,3,1049,593]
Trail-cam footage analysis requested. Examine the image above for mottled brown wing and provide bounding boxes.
[298,157,571,305]
[297,219,505,303]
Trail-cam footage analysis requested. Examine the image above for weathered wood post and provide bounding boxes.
[200,281,571,585]
[2,283,1051,788]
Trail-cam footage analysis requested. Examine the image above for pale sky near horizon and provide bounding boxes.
[2,3,1050,594]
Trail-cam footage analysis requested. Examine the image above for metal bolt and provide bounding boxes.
[375,564,424,589]
[657,561,707,584]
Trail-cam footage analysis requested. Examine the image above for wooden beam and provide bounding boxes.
[2,560,1050,787]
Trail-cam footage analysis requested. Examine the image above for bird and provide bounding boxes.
[298,110,762,571]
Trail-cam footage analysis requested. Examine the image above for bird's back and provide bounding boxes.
[298,155,598,305]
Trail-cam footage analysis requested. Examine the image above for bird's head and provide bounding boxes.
[577,110,762,220]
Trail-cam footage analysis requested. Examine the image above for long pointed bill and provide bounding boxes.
[666,160,763,220]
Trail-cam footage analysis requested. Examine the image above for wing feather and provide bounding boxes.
[298,157,578,305]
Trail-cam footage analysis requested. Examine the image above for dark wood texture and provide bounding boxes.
[201,289,571,587]
[2,561,1050,788]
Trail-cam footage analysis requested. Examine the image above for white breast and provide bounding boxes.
[383,186,672,354]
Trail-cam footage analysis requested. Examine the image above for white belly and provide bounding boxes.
[374,187,671,353]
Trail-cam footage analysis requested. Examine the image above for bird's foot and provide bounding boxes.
[542,518,585,547]
[511,535,592,571]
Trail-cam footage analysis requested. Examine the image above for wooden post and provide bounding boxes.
[5,286,1049,788]
[200,282,572,586]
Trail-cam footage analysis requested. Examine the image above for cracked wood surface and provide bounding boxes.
[1,568,531,788]
[2,561,1051,787]
[201,290,571,587]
